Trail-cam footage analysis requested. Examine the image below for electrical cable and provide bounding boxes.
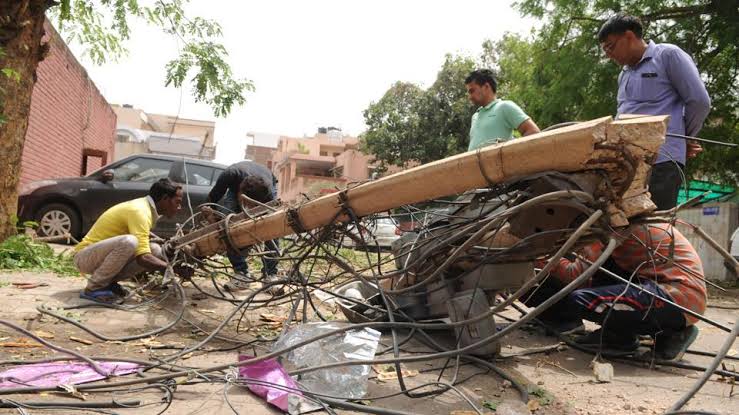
[668,317,739,412]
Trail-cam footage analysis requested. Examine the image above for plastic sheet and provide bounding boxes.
[272,322,381,399]
[0,361,141,389]
[238,355,301,412]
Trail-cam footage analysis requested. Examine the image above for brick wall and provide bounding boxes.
[18,20,115,188]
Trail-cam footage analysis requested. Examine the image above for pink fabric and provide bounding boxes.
[238,355,301,412]
[0,361,141,389]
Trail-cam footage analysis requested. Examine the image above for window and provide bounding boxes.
[213,169,225,182]
[320,151,328,156]
[184,163,216,186]
[112,158,172,183]
[81,149,107,175]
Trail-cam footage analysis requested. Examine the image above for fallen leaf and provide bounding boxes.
[482,400,499,410]
[372,364,396,374]
[728,349,737,357]
[0,338,42,348]
[260,313,287,323]
[59,384,87,400]
[69,336,93,345]
[132,337,164,347]
[528,399,541,411]
[34,330,55,339]
[373,364,419,381]
[12,282,49,289]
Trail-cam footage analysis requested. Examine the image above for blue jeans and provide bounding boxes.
[525,274,686,337]
[221,190,280,276]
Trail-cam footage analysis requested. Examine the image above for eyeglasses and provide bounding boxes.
[602,37,622,54]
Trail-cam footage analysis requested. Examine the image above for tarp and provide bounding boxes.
[677,180,736,204]
[0,361,140,389]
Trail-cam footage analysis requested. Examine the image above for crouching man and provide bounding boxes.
[527,223,706,361]
[73,178,184,304]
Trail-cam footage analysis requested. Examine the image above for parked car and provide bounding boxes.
[17,154,227,240]
[342,217,402,249]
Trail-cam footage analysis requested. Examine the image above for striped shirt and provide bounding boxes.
[546,223,706,325]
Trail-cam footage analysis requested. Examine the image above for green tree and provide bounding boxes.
[417,55,478,159]
[512,0,738,184]
[361,55,477,169]
[360,82,424,170]
[0,0,252,240]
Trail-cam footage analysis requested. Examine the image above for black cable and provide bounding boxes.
[37,278,188,341]
[0,399,141,409]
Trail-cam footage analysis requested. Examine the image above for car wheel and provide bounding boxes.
[35,203,81,240]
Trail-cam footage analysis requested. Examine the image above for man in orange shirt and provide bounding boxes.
[527,223,706,360]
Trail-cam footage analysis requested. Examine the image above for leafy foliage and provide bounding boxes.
[361,82,425,170]
[0,235,79,277]
[361,56,477,170]
[510,0,738,184]
[51,0,252,117]
[481,400,500,410]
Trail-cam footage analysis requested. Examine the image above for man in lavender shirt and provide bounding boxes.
[598,13,711,210]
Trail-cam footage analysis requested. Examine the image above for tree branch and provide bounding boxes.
[641,3,714,22]
[571,16,605,23]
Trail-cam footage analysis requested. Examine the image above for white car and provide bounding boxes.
[343,217,402,249]
[731,227,739,261]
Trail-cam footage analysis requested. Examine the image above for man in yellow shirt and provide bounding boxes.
[73,178,183,304]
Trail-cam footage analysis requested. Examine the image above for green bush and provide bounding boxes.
[0,235,79,277]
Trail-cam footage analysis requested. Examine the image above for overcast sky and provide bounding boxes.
[67,0,536,165]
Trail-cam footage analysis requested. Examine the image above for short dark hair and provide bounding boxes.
[149,178,181,202]
[240,175,272,203]
[598,13,643,42]
[465,69,497,93]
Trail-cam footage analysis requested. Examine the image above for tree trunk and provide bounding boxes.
[0,1,50,241]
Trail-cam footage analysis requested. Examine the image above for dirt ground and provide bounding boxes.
[0,270,736,415]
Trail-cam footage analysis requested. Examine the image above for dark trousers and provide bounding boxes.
[525,271,686,337]
[649,162,684,211]
[221,190,280,276]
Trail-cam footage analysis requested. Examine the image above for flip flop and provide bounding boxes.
[106,282,129,297]
[79,289,122,305]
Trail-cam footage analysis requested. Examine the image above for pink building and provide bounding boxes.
[272,128,377,202]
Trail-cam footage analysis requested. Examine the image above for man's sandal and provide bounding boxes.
[106,282,129,297]
[79,289,123,305]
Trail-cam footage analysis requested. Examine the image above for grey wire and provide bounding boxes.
[668,317,739,412]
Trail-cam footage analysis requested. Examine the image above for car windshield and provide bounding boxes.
[112,158,172,183]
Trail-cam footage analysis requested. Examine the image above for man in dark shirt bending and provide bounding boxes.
[206,161,281,293]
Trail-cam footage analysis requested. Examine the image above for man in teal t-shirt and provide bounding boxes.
[465,69,540,151]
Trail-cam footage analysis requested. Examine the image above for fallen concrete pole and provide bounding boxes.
[174,115,667,257]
